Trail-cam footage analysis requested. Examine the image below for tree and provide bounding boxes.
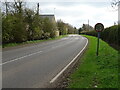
[57,20,77,34]
[12,1,27,42]
[111,0,120,9]
[42,17,56,39]
[74,27,78,34]
[111,0,120,24]
[13,0,25,14]
[2,1,27,43]
[78,28,83,34]
[82,24,93,31]
[67,24,75,34]
[24,8,36,40]
[57,20,68,35]
[2,14,14,43]
[32,14,43,40]
[12,14,27,42]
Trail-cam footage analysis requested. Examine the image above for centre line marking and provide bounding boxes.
[0,51,43,65]
[50,36,88,83]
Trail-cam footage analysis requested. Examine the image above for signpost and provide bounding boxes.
[94,23,104,56]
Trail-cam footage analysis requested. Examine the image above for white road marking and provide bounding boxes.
[82,37,85,39]
[50,37,88,83]
[0,51,43,65]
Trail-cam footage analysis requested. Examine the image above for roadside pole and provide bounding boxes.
[96,32,100,56]
[94,23,104,56]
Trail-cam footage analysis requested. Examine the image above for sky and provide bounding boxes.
[1,0,118,28]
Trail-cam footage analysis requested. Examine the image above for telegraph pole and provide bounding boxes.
[54,8,56,15]
[88,19,89,31]
[37,3,39,15]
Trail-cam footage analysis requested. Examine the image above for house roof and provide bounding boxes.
[40,14,54,16]
[40,14,55,21]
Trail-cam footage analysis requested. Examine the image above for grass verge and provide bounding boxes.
[3,35,67,48]
[68,35,118,88]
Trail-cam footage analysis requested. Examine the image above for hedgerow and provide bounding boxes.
[81,25,119,47]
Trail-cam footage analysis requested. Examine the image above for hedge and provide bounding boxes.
[81,25,120,47]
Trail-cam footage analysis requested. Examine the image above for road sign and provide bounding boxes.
[94,23,104,56]
[95,23,104,32]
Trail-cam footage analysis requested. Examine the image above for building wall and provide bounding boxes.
[55,30,59,37]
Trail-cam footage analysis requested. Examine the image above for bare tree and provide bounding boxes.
[111,0,120,24]
[111,0,120,10]
[13,0,23,13]
[2,1,11,15]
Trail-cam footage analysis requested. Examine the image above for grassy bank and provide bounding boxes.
[3,35,67,48]
[68,35,118,88]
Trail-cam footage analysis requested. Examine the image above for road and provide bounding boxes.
[2,35,88,88]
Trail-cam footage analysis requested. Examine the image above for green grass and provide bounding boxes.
[3,35,67,48]
[68,35,118,88]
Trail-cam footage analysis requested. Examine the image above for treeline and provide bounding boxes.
[81,25,120,47]
[57,20,78,35]
[2,1,77,44]
[78,24,94,34]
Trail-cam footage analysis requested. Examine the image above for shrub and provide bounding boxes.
[81,25,119,47]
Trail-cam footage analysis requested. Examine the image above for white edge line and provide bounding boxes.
[50,37,88,83]
[0,51,43,65]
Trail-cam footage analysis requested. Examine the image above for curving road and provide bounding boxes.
[2,35,88,88]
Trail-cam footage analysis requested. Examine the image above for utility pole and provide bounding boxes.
[37,3,39,15]
[54,8,56,15]
[88,19,89,31]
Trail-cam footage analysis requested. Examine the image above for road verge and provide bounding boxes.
[68,35,118,88]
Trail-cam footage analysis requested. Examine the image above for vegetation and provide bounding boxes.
[2,1,77,47]
[81,25,120,49]
[81,24,94,31]
[57,20,78,35]
[68,35,118,88]
[2,1,56,44]
[111,0,120,11]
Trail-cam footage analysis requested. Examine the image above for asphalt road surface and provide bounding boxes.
[2,35,88,88]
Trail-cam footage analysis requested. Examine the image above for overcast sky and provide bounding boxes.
[2,0,118,28]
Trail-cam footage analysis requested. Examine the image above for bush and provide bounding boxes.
[41,32,50,39]
[81,25,119,47]
[12,14,27,43]
[2,14,15,43]
[33,26,42,40]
